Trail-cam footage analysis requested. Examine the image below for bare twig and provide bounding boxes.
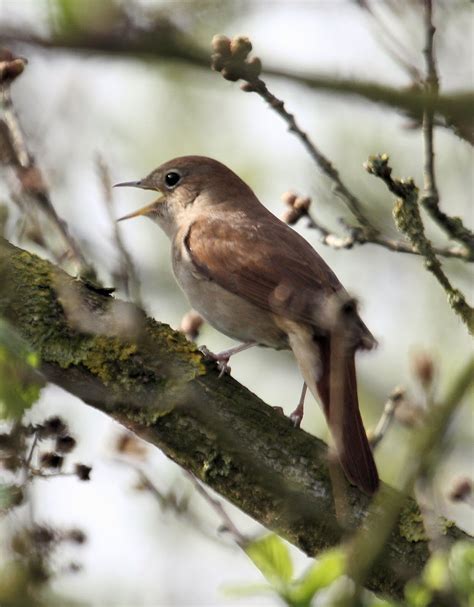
[210,37,373,232]
[358,0,423,83]
[0,49,96,279]
[186,472,248,546]
[365,154,474,335]
[212,36,473,268]
[281,191,472,261]
[96,154,143,307]
[348,356,474,587]
[1,20,473,142]
[417,3,474,255]
[369,387,404,449]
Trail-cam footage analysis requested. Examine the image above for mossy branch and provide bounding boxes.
[365,154,474,336]
[0,238,470,600]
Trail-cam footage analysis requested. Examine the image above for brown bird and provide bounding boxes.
[116,156,379,494]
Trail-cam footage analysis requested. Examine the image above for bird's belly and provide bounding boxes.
[173,255,288,349]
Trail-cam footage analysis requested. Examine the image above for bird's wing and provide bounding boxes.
[184,213,349,332]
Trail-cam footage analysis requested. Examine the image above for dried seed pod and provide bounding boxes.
[40,452,64,469]
[74,463,92,481]
[55,435,77,454]
[448,477,472,503]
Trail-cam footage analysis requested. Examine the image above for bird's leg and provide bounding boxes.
[200,342,256,378]
[289,382,307,428]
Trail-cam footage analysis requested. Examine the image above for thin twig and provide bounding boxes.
[186,471,248,547]
[348,357,474,588]
[282,193,472,260]
[2,22,473,141]
[306,211,470,260]
[365,154,474,335]
[370,387,404,449]
[212,37,473,266]
[96,154,143,307]
[0,50,96,279]
[251,78,373,231]
[419,2,474,255]
[358,0,423,83]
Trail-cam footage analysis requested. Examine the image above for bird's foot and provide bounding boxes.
[289,405,304,428]
[289,383,307,428]
[199,342,256,379]
[199,346,231,378]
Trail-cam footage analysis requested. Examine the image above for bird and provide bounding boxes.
[115,155,379,494]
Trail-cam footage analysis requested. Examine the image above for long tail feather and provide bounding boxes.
[316,337,379,495]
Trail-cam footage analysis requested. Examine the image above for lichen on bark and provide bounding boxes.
[0,237,470,600]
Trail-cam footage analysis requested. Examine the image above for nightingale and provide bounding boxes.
[116,156,379,494]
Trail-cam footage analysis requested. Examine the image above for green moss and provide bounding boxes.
[398,501,427,543]
[0,240,206,405]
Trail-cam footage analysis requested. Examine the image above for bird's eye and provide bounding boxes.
[164,172,181,189]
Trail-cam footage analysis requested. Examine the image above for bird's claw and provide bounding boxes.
[199,346,231,378]
[289,410,303,428]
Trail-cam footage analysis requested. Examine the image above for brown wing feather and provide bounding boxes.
[185,212,343,331]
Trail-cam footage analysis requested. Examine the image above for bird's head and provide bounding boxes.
[115,155,256,237]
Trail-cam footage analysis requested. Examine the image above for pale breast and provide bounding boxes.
[171,242,288,349]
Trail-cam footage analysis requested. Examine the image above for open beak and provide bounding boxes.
[114,179,164,222]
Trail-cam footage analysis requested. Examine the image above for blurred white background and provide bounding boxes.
[0,0,472,605]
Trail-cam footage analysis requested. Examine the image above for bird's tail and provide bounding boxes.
[315,337,379,495]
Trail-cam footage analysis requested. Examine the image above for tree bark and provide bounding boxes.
[0,238,468,599]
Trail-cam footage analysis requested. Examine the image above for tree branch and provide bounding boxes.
[1,24,472,141]
[419,2,474,255]
[0,49,96,279]
[0,237,469,600]
[281,192,471,261]
[365,154,474,336]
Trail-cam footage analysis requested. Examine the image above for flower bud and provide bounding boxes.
[281,191,298,207]
[221,66,240,82]
[211,35,231,56]
[293,196,311,212]
[246,56,261,80]
[230,35,252,60]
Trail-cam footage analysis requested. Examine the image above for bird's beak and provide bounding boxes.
[114,179,164,222]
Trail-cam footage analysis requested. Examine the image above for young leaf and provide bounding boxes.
[245,534,293,585]
[290,549,345,605]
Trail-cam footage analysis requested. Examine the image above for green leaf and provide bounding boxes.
[290,549,345,605]
[404,579,432,607]
[221,582,273,598]
[423,552,449,592]
[0,320,43,419]
[448,541,474,599]
[245,534,293,586]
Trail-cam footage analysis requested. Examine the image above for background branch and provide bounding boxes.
[419,1,474,256]
[365,154,474,336]
[0,20,472,143]
[0,49,96,279]
[0,237,470,601]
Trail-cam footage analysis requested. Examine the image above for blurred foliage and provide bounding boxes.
[0,320,43,419]
[225,534,345,607]
[225,533,474,607]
